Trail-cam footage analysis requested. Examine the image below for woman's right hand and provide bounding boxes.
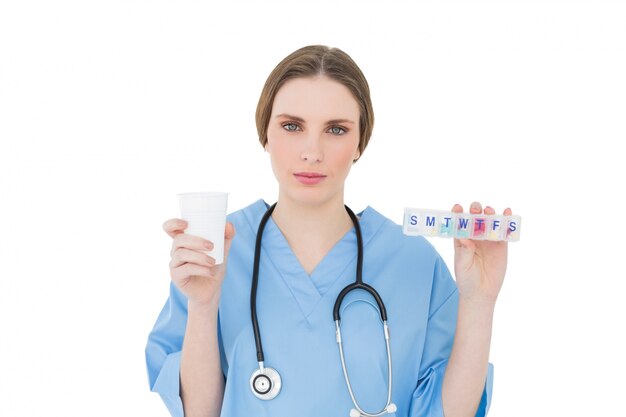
[162,219,236,307]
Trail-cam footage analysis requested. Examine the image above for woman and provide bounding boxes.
[146,45,511,417]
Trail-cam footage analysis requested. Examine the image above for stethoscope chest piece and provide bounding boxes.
[250,365,282,400]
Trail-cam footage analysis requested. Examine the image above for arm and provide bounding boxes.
[147,219,235,417]
[442,298,495,417]
[406,250,494,417]
[145,284,226,417]
[181,296,225,417]
[442,201,511,417]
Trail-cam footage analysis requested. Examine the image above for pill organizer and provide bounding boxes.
[403,208,521,242]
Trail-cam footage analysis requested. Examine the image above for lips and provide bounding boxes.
[293,172,327,185]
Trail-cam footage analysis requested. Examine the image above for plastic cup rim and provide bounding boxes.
[177,192,229,198]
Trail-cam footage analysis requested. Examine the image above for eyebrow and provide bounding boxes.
[274,113,356,125]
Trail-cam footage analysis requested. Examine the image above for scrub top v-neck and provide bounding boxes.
[257,201,375,319]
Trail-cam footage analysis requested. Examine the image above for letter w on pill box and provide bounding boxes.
[403,208,521,242]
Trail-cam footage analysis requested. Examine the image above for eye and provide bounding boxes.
[329,126,347,135]
[282,122,300,132]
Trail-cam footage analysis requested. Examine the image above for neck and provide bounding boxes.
[271,193,355,273]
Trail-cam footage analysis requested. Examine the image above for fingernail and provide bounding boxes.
[204,241,213,249]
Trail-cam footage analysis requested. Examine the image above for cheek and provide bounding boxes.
[266,133,294,168]
[271,148,289,168]
[330,141,360,168]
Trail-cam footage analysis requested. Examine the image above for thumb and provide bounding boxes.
[222,222,236,261]
[454,237,476,275]
[454,237,476,252]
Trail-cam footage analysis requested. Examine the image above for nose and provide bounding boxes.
[300,133,323,163]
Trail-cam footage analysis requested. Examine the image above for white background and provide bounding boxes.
[1,0,624,415]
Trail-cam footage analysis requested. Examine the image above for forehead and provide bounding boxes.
[271,76,359,120]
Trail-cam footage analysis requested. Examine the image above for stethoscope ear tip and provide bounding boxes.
[350,409,361,417]
[387,403,397,413]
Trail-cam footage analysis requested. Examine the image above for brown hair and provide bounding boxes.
[255,45,374,161]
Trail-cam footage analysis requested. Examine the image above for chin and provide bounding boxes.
[283,187,339,208]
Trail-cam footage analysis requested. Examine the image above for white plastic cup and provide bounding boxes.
[177,192,229,264]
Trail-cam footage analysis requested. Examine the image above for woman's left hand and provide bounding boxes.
[452,202,512,304]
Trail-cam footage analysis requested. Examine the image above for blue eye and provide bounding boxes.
[282,123,300,132]
[329,126,346,135]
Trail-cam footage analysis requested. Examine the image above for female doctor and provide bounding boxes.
[146,45,512,417]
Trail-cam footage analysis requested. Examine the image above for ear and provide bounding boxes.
[352,148,361,163]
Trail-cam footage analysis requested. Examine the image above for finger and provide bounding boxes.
[469,201,482,214]
[170,247,216,269]
[171,233,214,257]
[171,263,214,282]
[504,207,513,216]
[163,218,188,238]
[484,205,495,215]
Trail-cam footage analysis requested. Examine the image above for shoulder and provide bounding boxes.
[226,199,269,239]
[361,205,442,265]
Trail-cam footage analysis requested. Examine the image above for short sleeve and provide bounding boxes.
[408,255,494,417]
[145,282,188,417]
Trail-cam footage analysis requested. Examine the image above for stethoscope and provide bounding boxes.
[249,203,397,417]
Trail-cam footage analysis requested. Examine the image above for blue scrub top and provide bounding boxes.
[146,200,493,417]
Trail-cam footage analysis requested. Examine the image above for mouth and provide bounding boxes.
[293,172,327,185]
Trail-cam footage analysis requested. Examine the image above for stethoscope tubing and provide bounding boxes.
[336,319,394,416]
[250,202,276,363]
[249,202,395,415]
